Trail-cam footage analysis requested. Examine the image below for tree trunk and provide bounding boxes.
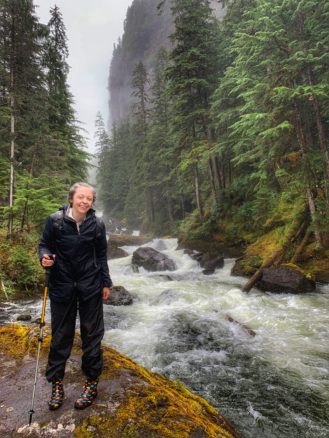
[243,250,283,293]
[8,79,15,239]
[290,227,312,264]
[193,163,203,218]
[208,157,221,204]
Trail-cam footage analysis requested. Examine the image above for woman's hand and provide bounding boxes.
[41,254,55,268]
[102,287,111,301]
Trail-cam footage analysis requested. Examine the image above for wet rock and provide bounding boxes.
[256,266,316,294]
[199,253,224,275]
[16,314,32,322]
[0,325,239,438]
[104,286,133,306]
[189,251,224,275]
[108,245,129,259]
[132,247,177,272]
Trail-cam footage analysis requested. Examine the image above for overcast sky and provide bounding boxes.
[36,0,133,153]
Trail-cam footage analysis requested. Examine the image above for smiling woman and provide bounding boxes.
[38,181,112,411]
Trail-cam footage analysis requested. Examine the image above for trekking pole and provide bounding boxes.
[28,268,50,426]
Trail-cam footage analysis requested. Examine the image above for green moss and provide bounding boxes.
[1,325,238,438]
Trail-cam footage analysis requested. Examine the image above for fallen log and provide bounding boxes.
[243,250,283,292]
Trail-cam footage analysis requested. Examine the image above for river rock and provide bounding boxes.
[108,245,129,259]
[256,266,316,293]
[132,247,177,272]
[190,251,224,274]
[104,285,133,306]
[0,325,238,438]
[200,253,224,275]
[108,233,149,260]
[16,314,32,321]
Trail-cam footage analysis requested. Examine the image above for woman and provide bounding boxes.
[39,182,112,410]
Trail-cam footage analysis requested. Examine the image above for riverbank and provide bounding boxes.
[178,212,329,284]
[0,324,238,438]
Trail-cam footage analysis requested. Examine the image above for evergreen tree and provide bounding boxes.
[0,0,48,234]
[212,0,329,245]
[167,0,221,217]
[0,1,88,233]
[44,5,87,182]
[123,61,150,227]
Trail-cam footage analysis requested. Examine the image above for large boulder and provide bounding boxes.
[0,325,238,438]
[256,266,316,293]
[104,285,133,306]
[132,247,177,272]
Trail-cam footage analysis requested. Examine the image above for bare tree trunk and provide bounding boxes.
[8,76,15,239]
[208,158,220,204]
[211,155,222,200]
[193,163,203,218]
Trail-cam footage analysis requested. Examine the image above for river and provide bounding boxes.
[3,238,329,437]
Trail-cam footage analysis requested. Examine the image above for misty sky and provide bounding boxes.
[36,0,133,153]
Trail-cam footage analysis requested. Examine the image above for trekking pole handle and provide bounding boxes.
[40,269,50,327]
[44,268,51,287]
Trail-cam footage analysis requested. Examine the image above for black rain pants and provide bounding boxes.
[45,290,104,382]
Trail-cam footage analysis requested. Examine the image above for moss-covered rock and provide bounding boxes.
[0,325,239,438]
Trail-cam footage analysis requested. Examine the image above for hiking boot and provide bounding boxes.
[48,380,64,411]
[74,378,98,410]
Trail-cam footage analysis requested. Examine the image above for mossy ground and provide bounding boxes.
[0,324,239,438]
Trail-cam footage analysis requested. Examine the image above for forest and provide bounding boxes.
[1,0,329,293]
[0,0,87,294]
[97,0,329,281]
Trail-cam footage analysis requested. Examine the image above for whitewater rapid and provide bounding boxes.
[103,238,329,438]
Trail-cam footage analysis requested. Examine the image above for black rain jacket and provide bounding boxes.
[38,206,112,303]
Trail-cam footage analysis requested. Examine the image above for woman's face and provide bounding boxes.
[71,186,94,216]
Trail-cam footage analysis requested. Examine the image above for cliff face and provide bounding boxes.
[108,0,225,125]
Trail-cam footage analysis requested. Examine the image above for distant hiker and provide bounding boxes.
[39,182,112,410]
